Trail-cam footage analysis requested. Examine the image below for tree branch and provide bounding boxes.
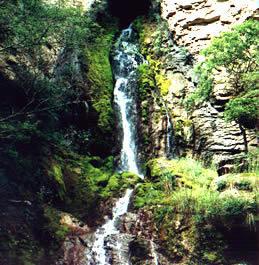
[0,100,84,123]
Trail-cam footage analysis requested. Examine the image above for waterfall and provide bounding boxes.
[113,26,145,176]
[165,108,175,158]
[150,241,159,265]
[88,189,133,264]
[87,25,145,265]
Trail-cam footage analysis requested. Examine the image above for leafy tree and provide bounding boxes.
[0,0,99,53]
[0,0,102,191]
[0,0,102,126]
[186,19,259,152]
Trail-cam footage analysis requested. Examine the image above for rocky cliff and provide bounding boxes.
[138,0,258,173]
[0,1,258,264]
[161,0,258,58]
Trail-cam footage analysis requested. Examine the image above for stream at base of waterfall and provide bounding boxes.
[86,26,159,265]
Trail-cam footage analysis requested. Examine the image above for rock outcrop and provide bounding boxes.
[138,1,258,172]
[56,214,91,265]
[161,0,258,59]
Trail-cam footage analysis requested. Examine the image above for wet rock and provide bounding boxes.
[56,214,93,265]
[106,233,134,265]
[129,238,153,264]
[119,212,138,233]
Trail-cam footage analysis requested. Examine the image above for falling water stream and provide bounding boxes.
[113,26,144,176]
[87,26,151,265]
[165,107,175,158]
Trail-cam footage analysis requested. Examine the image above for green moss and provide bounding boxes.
[53,154,142,216]
[134,182,164,208]
[52,164,63,186]
[100,171,141,198]
[84,24,118,132]
[155,73,171,96]
[121,172,140,186]
[48,163,66,200]
[203,251,219,263]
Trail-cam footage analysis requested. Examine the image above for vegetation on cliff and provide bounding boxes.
[132,14,258,265]
[0,1,258,264]
[84,24,117,133]
[0,0,120,264]
[0,0,96,53]
[133,16,178,156]
[187,19,259,132]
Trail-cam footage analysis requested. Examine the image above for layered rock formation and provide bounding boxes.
[161,0,258,58]
[138,0,258,172]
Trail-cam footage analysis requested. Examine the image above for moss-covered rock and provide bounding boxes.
[84,23,118,133]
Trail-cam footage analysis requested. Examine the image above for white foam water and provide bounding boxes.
[87,25,145,265]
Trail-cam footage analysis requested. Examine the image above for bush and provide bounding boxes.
[186,19,259,129]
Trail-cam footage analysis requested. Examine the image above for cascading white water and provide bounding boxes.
[114,78,139,175]
[150,241,159,265]
[113,26,144,176]
[89,189,133,264]
[165,109,174,158]
[87,26,145,265]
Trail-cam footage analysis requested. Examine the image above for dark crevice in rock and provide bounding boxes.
[108,0,151,27]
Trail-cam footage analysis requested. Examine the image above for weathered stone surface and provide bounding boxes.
[141,0,259,171]
[191,102,256,171]
[161,0,258,58]
[167,72,187,98]
[56,214,92,265]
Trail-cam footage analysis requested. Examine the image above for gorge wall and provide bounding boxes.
[138,0,258,172]
[0,1,121,264]
[0,1,258,264]
[161,0,258,58]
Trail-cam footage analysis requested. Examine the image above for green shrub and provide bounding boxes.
[234,180,253,191]
[186,20,259,130]
[216,180,227,191]
[224,96,258,127]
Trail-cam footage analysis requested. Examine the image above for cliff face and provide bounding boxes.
[161,0,258,59]
[139,0,258,172]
